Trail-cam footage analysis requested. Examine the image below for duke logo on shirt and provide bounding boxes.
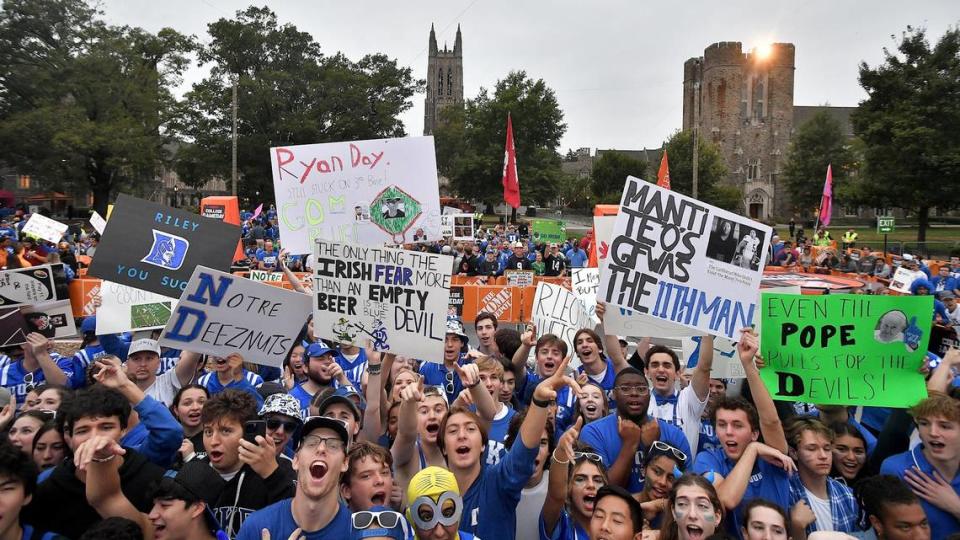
[142,230,189,270]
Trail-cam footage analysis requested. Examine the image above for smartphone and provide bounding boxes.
[244,420,267,444]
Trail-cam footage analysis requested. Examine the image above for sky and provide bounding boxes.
[101,0,957,153]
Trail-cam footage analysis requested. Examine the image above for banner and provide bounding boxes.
[312,240,451,361]
[759,293,932,407]
[505,270,534,287]
[248,270,284,282]
[598,177,771,340]
[88,194,241,297]
[452,214,475,241]
[159,267,312,368]
[89,211,107,235]
[0,264,69,307]
[531,219,565,243]
[21,300,76,340]
[531,282,593,363]
[270,136,442,254]
[96,280,177,335]
[22,214,67,244]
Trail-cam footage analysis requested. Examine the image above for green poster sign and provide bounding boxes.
[532,219,566,243]
[760,293,932,407]
[877,216,895,234]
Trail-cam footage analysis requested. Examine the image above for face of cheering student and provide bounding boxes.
[32,428,65,470]
[714,406,759,461]
[832,432,866,481]
[742,504,789,540]
[391,370,418,402]
[203,416,243,474]
[579,384,607,423]
[569,460,605,518]
[872,500,930,540]
[916,413,960,463]
[673,484,722,540]
[645,351,678,396]
[288,345,306,379]
[589,492,641,540]
[475,318,496,349]
[500,370,516,404]
[477,369,502,403]
[613,373,650,422]
[294,427,348,501]
[173,388,207,432]
[441,411,483,471]
[574,332,602,369]
[535,340,565,378]
[8,416,43,455]
[794,429,833,479]
[343,454,394,511]
[417,394,448,446]
[643,455,678,502]
[443,335,461,364]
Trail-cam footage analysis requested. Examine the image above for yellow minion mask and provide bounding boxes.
[405,466,464,540]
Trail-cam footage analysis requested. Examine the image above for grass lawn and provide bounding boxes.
[779,225,960,244]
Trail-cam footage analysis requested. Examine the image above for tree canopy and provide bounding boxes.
[660,130,737,211]
[590,151,648,203]
[782,109,858,214]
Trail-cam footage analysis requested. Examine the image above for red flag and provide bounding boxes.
[818,164,833,227]
[657,150,671,190]
[502,114,520,209]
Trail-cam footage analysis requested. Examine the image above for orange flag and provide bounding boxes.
[657,150,671,190]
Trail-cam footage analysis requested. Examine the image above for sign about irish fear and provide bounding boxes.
[313,240,451,362]
[598,177,771,340]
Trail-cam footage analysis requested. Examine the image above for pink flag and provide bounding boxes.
[818,164,832,227]
[252,203,263,220]
[502,114,520,209]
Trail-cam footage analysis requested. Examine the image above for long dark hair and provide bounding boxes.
[658,474,724,540]
[829,421,869,485]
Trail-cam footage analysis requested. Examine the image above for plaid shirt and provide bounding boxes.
[789,474,860,534]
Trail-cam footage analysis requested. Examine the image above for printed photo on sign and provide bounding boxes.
[21,300,77,340]
[705,217,767,271]
[0,264,69,307]
[452,214,474,241]
[96,280,178,335]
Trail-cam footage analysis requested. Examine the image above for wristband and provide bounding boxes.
[551,448,569,464]
[467,379,481,389]
[532,395,554,408]
[368,364,382,376]
[92,454,117,464]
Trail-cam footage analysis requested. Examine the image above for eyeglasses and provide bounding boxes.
[299,435,345,452]
[651,441,687,465]
[614,383,649,396]
[353,510,405,530]
[266,418,300,433]
[444,370,455,395]
[572,451,603,463]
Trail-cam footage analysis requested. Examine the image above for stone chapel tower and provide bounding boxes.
[423,24,464,136]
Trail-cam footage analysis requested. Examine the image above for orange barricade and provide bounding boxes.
[459,285,522,323]
[451,275,491,286]
[69,278,102,317]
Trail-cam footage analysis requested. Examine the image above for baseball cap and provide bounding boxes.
[305,343,335,358]
[296,416,350,449]
[80,316,97,335]
[941,291,956,300]
[259,392,303,420]
[317,387,363,420]
[445,320,468,344]
[128,338,160,356]
[512,241,523,248]
[159,460,227,533]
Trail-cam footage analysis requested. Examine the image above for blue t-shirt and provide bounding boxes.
[256,249,279,270]
[881,445,960,539]
[577,356,618,409]
[461,430,540,540]
[69,344,106,388]
[565,249,588,268]
[419,355,468,404]
[236,499,351,540]
[198,370,264,407]
[697,418,721,456]
[579,413,691,493]
[539,508,588,540]
[0,356,76,407]
[289,383,314,418]
[693,446,792,537]
[336,348,367,389]
[485,405,517,466]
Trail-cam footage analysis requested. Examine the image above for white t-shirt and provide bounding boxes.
[805,487,833,532]
[146,367,182,406]
[648,384,708,459]
[515,471,549,540]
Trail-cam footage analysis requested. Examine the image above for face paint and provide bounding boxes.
[701,509,717,522]
[674,506,688,520]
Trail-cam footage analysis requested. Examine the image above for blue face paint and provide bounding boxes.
[703,471,715,483]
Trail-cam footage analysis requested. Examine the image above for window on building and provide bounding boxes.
[740,79,749,121]
[873,207,889,217]
[843,206,859,217]
[447,69,453,96]
[746,160,760,181]
[752,75,766,120]
[438,68,443,96]
[17,175,30,189]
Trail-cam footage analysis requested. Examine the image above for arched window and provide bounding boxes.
[438,68,444,96]
[447,69,453,95]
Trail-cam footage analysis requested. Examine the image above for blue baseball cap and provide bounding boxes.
[305,343,335,358]
[80,316,96,335]
[317,386,364,420]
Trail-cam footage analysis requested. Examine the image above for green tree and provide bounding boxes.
[590,151,648,203]
[435,71,567,213]
[176,6,421,201]
[558,172,592,209]
[661,130,736,211]
[782,110,857,214]
[0,0,194,213]
[850,26,960,242]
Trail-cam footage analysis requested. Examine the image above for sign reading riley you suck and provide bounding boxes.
[312,240,451,362]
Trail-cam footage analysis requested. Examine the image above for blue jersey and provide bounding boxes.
[485,405,517,466]
[69,344,106,388]
[288,383,313,418]
[881,445,960,539]
[539,508,588,540]
[198,370,264,407]
[577,356,618,409]
[0,356,76,407]
[336,348,367,389]
[460,431,539,540]
[419,355,468,404]
[255,249,279,270]
[236,499,351,540]
[693,446,792,537]
[697,418,721,455]
[579,413,691,493]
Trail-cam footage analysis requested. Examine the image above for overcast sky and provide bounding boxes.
[102,0,957,153]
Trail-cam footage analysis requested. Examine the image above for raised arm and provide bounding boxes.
[173,350,202,388]
[596,302,629,374]
[391,378,423,470]
[523,357,582,448]
[690,335,714,401]
[456,363,497,422]
[25,333,67,386]
[78,436,153,538]
[928,349,960,394]
[512,323,537,382]
[359,353,385,443]
[543,418,583,537]
[740,328,787,453]
[715,442,794,511]
[278,249,308,294]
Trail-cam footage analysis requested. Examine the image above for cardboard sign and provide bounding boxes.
[598,177,771,340]
[682,336,746,379]
[440,215,454,237]
[313,240,451,361]
[88,194,241,297]
[759,293,932,407]
[270,136,443,254]
[96,280,177,334]
[200,196,245,263]
[505,270,534,287]
[0,264,69,307]
[21,300,77,340]
[90,211,107,234]
[452,214,475,241]
[889,266,920,294]
[0,307,27,347]
[248,270,284,282]
[531,219,566,243]
[159,267,311,368]
[531,282,593,364]
[572,268,600,322]
[22,214,68,244]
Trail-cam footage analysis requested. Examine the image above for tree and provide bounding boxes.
[660,130,736,211]
[590,151,648,203]
[435,71,567,211]
[850,26,960,242]
[557,172,592,209]
[0,0,194,213]
[176,7,421,201]
[782,110,857,214]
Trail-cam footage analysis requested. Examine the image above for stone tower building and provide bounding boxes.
[423,24,464,136]
[683,42,795,220]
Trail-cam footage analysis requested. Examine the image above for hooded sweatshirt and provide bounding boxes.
[22,448,165,539]
[911,278,950,322]
[204,457,297,537]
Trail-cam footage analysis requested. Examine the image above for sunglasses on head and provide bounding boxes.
[650,441,687,465]
[573,451,603,463]
[352,510,406,531]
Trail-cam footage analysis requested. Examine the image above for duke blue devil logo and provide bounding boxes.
[141,229,189,270]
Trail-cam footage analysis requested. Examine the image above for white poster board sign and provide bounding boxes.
[97,281,177,335]
[440,215,454,237]
[572,268,600,322]
[598,177,771,340]
[248,270,284,282]
[531,282,593,365]
[159,266,311,368]
[22,214,68,244]
[313,240,451,362]
[890,266,920,294]
[452,214,475,241]
[89,211,107,235]
[270,136,442,254]
[681,336,746,379]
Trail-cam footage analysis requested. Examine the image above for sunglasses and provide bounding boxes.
[651,441,688,465]
[266,418,300,433]
[23,372,34,393]
[444,371,455,395]
[352,510,405,530]
[573,451,603,463]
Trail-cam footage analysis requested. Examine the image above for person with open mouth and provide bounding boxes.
[509,323,567,405]
[580,367,691,493]
[198,353,264,407]
[692,328,794,538]
[542,415,609,540]
[636,441,687,531]
[659,474,723,540]
[695,378,726,457]
[235,416,353,539]
[170,384,209,463]
[288,344,349,416]
[259,392,303,463]
[828,422,868,485]
[341,441,399,512]
[474,312,501,360]
[418,320,471,405]
[573,381,609,427]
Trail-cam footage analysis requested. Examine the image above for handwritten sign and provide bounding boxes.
[0,264,69,307]
[248,270,284,282]
[505,270,534,287]
[270,136,442,254]
[572,268,600,322]
[889,266,920,294]
[159,267,311,368]
[96,281,177,334]
[22,214,68,244]
[532,282,593,365]
[313,240,451,362]
[760,294,932,407]
[90,211,107,235]
[531,219,566,243]
[598,177,771,340]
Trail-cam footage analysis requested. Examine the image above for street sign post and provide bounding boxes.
[877,216,895,257]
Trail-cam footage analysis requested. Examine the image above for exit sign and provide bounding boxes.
[877,217,895,234]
